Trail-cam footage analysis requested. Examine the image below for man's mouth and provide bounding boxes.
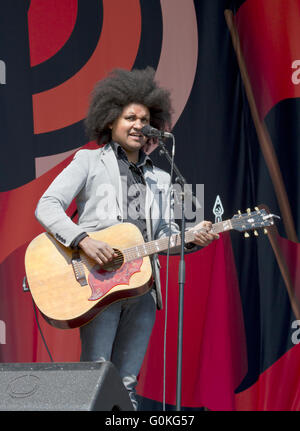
[129,133,143,139]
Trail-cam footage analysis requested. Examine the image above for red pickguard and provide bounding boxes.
[88,259,143,301]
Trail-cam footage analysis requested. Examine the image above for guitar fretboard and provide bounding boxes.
[122,219,233,262]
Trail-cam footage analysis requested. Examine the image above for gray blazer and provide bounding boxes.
[35,144,180,309]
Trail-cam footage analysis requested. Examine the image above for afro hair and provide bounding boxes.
[84,67,173,144]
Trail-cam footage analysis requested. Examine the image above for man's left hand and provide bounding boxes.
[190,220,219,247]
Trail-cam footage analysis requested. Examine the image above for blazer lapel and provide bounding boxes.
[99,144,123,215]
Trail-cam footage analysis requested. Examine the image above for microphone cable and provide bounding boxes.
[32,296,54,362]
[23,275,54,362]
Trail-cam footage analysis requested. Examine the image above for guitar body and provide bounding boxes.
[25,223,153,329]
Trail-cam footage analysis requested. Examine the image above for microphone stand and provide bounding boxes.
[157,138,200,411]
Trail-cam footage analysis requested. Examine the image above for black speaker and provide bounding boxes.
[0,361,134,411]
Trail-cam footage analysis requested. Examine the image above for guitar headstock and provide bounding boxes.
[231,206,280,237]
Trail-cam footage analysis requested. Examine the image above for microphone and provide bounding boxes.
[141,125,173,139]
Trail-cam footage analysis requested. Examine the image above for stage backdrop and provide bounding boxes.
[1,0,300,411]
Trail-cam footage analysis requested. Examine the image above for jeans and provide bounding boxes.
[80,291,156,410]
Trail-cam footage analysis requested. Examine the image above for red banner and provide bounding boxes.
[236,0,300,120]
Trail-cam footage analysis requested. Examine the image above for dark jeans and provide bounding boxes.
[80,291,156,409]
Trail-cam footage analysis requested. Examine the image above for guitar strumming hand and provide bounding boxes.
[79,236,118,266]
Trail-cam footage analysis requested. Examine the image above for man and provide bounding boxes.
[35,67,219,410]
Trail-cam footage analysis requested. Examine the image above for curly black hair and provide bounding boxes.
[84,67,173,144]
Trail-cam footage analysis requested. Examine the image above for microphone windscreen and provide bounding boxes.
[141,125,155,137]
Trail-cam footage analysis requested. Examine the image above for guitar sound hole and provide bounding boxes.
[101,249,124,272]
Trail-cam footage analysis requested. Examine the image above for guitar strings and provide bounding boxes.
[78,226,217,268]
[78,215,267,268]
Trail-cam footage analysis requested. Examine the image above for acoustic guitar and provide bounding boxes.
[25,206,278,329]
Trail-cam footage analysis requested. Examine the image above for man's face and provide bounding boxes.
[110,103,150,162]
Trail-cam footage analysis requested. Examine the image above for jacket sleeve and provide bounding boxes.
[35,150,89,247]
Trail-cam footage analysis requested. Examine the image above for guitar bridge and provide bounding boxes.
[71,251,88,286]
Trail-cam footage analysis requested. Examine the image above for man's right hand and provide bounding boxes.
[78,236,118,266]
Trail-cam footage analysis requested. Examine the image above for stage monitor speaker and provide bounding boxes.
[0,361,134,411]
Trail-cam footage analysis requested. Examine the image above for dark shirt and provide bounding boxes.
[70,142,152,248]
[110,141,152,242]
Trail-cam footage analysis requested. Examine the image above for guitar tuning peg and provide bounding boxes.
[246,208,251,214]
[238,210,242,216]
[244,232,250,238]
[254,230,259,236]
[264,228,268,234]
[254,206,259,211]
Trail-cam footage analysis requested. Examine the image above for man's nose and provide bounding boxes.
[133,119,143,129]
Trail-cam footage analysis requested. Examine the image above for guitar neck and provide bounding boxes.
[122,219,232,262]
